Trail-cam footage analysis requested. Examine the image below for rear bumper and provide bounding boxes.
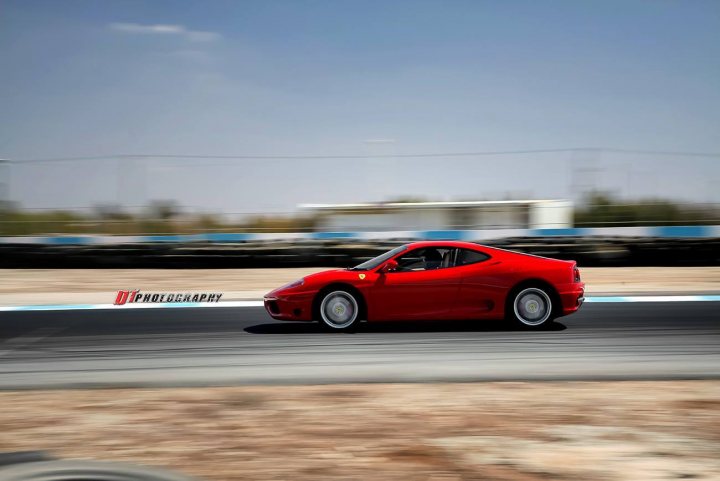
[263,293,314,321]
[557,282,585,316]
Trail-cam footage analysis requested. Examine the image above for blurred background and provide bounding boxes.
[1,0,719,268]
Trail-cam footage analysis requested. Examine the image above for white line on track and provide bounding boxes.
[0,300,265,312]
[585,295,720,303]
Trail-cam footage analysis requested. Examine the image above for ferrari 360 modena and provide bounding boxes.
[264,241,585,330]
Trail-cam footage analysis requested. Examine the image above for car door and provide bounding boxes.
[370,247,461,320]
[452,248,508,319]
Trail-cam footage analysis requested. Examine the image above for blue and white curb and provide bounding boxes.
[1,295,719,312]
[1,225,719,245]
[584,295,720,303]
[0,300,265,312]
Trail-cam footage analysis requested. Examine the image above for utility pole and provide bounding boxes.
[0,158,9,212]
[569,148,601,201]
[0,158,9,237]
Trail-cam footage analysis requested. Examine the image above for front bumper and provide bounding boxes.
[263,292,314,321]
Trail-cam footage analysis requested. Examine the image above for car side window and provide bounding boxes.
[395,247,456,271]
[456,248,490,266]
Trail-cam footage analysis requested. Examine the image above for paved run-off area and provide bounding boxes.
[0,302,718,387]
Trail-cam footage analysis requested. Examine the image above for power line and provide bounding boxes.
[7,147,720,164]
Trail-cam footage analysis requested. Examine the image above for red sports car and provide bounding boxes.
[264,241,585,330]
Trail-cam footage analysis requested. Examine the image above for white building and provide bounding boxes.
[301,200,573,232]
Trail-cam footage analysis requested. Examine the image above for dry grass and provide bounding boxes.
[1,381,719,481]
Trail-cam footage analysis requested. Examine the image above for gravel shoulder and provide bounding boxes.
[1,381,718,481]
[0,267,718,306]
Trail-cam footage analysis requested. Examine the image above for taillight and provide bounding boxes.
[574,267,581,282]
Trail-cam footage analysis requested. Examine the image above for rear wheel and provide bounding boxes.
[318,290,360,331]
[508,287,553,328]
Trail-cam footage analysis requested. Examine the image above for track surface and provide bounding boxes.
[0,302,718,388]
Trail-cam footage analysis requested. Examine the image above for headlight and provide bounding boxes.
[280,278,304,290]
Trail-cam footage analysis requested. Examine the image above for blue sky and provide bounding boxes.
[1,0,719,213]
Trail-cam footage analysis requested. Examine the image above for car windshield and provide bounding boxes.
[350,245,408,271]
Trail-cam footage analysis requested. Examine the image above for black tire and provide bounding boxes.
[316,289,361,332]
[0,460,200,481]
[506,286,555,329]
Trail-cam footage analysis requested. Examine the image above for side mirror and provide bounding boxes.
[379,259,398,274]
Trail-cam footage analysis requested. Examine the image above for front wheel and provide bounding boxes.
[508,287,554,328]
[318,290,361,331]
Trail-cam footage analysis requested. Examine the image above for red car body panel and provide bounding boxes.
[264,241,585,322]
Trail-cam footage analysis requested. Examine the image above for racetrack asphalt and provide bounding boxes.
[0,302,718,389]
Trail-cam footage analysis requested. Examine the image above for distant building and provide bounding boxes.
[301,200,573,232]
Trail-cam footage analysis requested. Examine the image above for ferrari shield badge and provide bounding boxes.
[358,274,366,280]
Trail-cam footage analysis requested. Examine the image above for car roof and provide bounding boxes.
[401,240,566,264]
[404,240,486,250]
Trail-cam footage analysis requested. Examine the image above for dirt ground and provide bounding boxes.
[0,267,718,305]
[1,382,719,481]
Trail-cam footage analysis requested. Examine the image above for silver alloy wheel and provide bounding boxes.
[320,290,359,329]
[513,287,552,326]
